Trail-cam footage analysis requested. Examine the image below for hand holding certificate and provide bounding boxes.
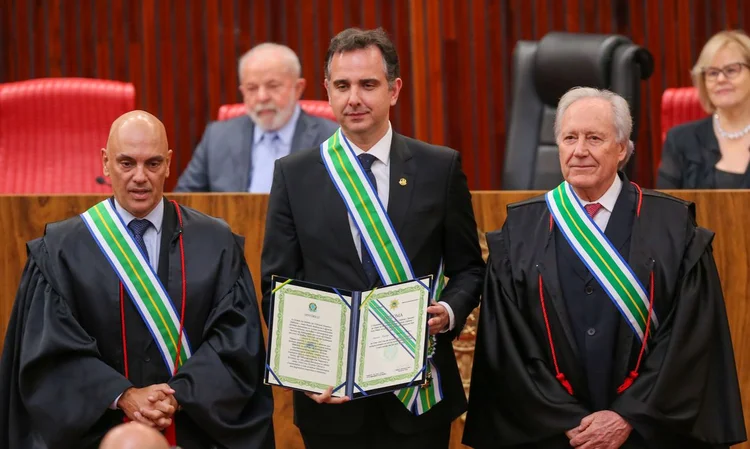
[264,276,432,402]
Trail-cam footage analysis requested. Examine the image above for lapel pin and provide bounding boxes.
[399,178,407,186]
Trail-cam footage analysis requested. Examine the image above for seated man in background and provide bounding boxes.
[176,43,338,193]
[0,111,274,449]
[99,422,170,449]
[463,87,745,449]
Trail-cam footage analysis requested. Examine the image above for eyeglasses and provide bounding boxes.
[702,62,750,82]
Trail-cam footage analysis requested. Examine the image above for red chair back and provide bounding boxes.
[660,87,707,144]
[217,100,336,122]
[0,78,135,193]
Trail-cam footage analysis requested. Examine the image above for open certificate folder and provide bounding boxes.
[265,275,432,399]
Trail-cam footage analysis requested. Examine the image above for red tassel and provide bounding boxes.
[164,423,177,446]
[556,372,574,395]
[617,370,639,394]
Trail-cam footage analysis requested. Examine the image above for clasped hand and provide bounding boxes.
[117,383,179,430]
[565,410,632,449]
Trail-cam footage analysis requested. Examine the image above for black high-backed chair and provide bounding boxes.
[502,32,654,190]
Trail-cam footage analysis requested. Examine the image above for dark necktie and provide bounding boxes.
[358,153,379,285]
[585,202,603,218]
[128,218,152,262]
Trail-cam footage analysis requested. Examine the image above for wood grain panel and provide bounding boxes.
[205,0,221,121]
[0,0,741,190]
[61,0,77,76]
[635,0,656,186]
[2,191,750,449]
[393,0,413,138]
[299,0,317,100]
[408,0,427,143]
[453,0,475,186]
[426,0,444,145]
[172,3,189,174]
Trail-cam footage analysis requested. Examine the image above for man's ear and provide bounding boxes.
[294,78,307,100]
[101,148,110,176]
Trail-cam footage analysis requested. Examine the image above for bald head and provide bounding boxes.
[106,110,168,155]
[101,110,172,218]
[99,422,170,449]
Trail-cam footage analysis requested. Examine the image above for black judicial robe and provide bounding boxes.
[0,198,274,449]
[462,183,746,449]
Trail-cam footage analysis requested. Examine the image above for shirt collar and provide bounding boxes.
[253,104,301,145]
[344,122,393,166]
[113,197,165,233]
[574,174,622,213]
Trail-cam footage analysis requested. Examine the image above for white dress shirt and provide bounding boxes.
[344,123,455,331]
[114,198,164,270]
[248,105,301,193]
[110,198,165,409]
[572,174,623,231]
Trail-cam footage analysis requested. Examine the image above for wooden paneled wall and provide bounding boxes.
[2,1,748,189]
[1,191,750,448]
[1,1,746,189]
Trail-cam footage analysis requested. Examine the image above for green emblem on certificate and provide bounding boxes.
[390,299,399,310]
[308,302,318,312]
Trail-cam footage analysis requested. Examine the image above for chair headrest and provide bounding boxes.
[533,32,633,106]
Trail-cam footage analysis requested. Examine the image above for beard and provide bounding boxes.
[248,97,296,131]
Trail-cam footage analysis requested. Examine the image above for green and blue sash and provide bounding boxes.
[81,199,192,375]
[545,182,658,343]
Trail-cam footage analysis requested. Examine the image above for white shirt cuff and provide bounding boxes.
[110,392,124,410]
[437,301,455,332]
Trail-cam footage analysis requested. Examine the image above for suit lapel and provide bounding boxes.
[602,181,636,256]
[317,156,370,285]
[386,134,416,236]
[290,112,319,153]
[232,116,254,191]
[157,198,178,289]
[539,224,581,362]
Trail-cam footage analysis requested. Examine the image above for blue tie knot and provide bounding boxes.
[264,132,280,143]
[128,219,152,238]
[358,153,377,170]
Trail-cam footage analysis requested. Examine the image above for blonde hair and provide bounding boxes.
[692,30,750,113]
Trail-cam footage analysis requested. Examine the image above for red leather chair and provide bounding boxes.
[217,99,336,122]
[660,87,707,144]
[0,78,135,193]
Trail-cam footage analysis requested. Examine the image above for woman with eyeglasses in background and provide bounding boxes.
[658,30,750,188]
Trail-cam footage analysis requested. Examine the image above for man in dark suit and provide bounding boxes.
[175,43,338,192]
[260,28,484,449]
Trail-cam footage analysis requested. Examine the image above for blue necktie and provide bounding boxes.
[357,153,379,286]
[128,219,152,260]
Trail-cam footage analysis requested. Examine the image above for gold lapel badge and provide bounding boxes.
[399,177,407,186]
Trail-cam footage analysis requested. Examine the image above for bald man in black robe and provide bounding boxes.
[0,111,274,449]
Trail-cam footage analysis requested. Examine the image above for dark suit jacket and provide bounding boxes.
[657,116,750,189]
[175,111,338,192]
[260,132,485,435]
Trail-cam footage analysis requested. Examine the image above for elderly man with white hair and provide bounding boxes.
[176,43,338,193]
[463,87,746,449]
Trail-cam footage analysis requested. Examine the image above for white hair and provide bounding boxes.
[554,87,635,169]
[237,43,301,80]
